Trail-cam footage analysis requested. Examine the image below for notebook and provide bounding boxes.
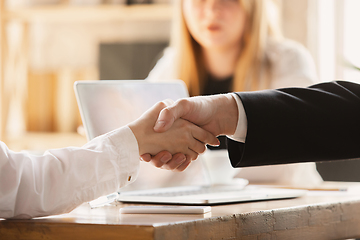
[74,80,307,206]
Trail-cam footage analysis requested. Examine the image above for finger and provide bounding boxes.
[185,148,199,161]
[188,137,207,154]
[161,153,187,170]
[173,158,192,172]
[153,108,176,133]
[148,151,172,168]
[192,125,220,146]
[140,99,175,125]
[154,99,191,133]
[140,153,152,162]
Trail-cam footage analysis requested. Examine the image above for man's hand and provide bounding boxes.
[154,94,238,136]
[140,94,239,171]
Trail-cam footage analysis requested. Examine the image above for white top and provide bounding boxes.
[0,126,139,219]
[147,38,318,89]
[145,38,323,187]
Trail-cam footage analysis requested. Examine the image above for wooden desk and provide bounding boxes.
[2,185,360,240]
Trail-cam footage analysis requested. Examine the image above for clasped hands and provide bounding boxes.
[128,94,238,172]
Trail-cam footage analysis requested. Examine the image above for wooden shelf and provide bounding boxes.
[0,3,171,139]
[3,4,172,23]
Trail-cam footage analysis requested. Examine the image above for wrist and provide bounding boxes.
[218,94,238,135]
[128,122,146,155]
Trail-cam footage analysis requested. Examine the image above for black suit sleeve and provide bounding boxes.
[227,81,360,168]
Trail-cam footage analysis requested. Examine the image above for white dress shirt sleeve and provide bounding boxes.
[0,126,140,219]
[227,93,247,143]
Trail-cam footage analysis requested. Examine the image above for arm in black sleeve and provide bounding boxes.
[227,81,360,167]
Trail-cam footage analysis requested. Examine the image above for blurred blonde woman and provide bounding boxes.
[149,0,317,94]
[142,0,323,188]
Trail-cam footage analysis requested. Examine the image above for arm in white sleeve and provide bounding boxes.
[146,47,177,82]
[0,126,139,219]
[227,93,247,143]
[268,39,318,89]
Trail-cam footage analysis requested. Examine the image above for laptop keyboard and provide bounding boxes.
[120,185,246,197]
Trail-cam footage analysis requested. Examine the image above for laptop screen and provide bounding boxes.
[74,80,189,140]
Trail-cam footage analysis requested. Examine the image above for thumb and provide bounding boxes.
[153,107,176,133]
[153,99,189,133]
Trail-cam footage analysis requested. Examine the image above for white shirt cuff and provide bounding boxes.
[226,93,247,143]
[107,126,140,186]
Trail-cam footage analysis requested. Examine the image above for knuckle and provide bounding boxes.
[177,99,190,111]
[162,107,170,114]
[156,101,167,109]
[161,108,173,120]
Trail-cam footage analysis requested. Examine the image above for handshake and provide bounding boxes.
[128,93,239,172]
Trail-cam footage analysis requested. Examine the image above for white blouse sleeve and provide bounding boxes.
[267,39,318,89]
[0,126,140,219]
[146,47,177,82]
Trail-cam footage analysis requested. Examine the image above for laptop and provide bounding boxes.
[74,80,189,140]
[74,80,307,206]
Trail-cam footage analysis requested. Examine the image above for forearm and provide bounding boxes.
[215,93,239,136]
[0,126,139,219]
[228,81,360,167]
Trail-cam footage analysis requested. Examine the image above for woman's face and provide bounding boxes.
[183,0,247,50]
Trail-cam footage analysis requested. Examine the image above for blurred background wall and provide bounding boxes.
[0,1,172,151]
[278,0,360,182]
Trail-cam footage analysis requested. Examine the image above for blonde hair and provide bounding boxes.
[171,0,282,96]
